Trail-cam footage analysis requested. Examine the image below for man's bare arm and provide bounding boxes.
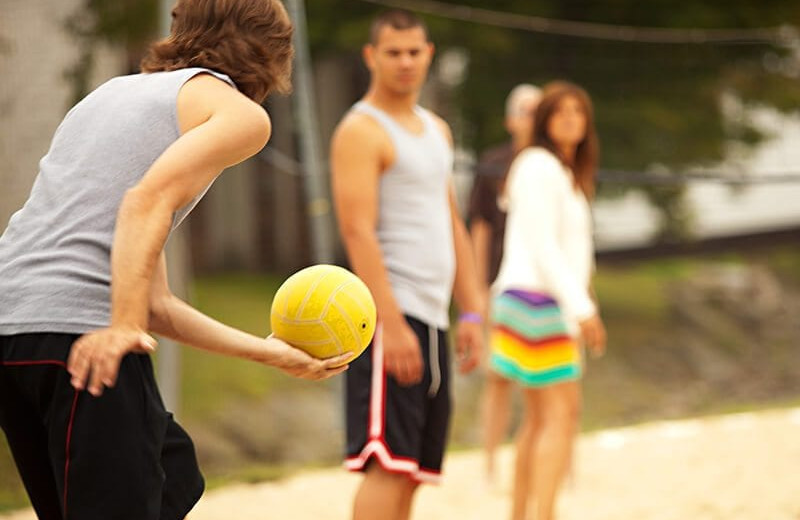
[433,115,485,372]
[330,113,423,385]
[69,75,274,395]
[147,254,348,379]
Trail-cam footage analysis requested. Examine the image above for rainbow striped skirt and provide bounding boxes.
[490,289,582,387]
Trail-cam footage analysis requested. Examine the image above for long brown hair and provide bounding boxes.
[140,0,294,103]
[532,81,599,198]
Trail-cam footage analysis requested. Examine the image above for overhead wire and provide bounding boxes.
[357,0,796,46]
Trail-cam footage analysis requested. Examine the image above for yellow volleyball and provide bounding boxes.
[270,264,376,367]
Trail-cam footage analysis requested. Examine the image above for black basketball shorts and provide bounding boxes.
[345,315,451,484]
[0,333,204,520]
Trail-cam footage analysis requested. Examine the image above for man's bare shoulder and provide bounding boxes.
[180,73,262,112]
[334,110,388,142]
[178,73,271,141]
[331,110,392,158]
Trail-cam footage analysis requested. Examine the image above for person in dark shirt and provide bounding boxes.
[468,84,541,486]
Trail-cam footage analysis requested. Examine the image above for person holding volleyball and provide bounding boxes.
[0,2,346,520]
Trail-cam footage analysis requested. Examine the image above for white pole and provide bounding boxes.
[286,0,335,264]
[157,0,182,415]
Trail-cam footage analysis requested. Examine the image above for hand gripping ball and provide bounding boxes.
[270,265,376,367]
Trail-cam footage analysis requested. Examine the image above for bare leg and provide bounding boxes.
[533,382,581,520]
[511,388,541,520]
[480,371,514,482]
[396,478,420,520]
[564,389,583,490]
[353,463,410,520]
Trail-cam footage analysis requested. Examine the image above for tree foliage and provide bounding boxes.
[305,0,800,240]
[64,0,159,104]
[65,0,800,241]
[307,0,800,170]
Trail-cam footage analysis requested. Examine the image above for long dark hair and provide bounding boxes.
[140,0,294,103]
[532,81,599,198]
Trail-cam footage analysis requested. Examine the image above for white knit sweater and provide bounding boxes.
[492,147,596,330]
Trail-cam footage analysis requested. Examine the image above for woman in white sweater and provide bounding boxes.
[491,82,607,520]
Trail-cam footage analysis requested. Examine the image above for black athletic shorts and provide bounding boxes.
[0,333,204,520]
[345,315,451,484]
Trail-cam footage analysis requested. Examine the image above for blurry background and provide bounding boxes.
[2,0,800,512]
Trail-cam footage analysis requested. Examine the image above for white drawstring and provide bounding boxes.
[428,325,441,397]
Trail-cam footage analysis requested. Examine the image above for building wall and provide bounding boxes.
[0,0,125,228]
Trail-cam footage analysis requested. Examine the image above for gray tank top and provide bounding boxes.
[0,68,235,335]
[352,101,455,329]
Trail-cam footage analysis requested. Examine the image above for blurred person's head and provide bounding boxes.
[533,81,598,198]
[364,9,433,98]
[504,84,542,149]
[140,0,294,104]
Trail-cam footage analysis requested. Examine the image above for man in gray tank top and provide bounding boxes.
[0,2,347,520]
[331,10,485,520]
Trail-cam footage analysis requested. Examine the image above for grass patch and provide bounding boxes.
[763,245,800,284]
[594,266,672,321]
[0,440,28,513]
[174,273,285,419]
